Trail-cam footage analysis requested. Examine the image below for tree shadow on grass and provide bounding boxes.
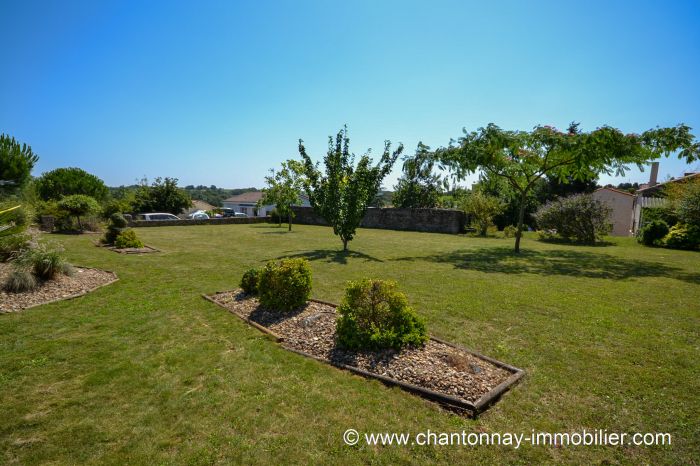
[275,249,383,264]
[392,246,700,284]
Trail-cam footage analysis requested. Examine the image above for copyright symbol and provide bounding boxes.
[343,428,359,446]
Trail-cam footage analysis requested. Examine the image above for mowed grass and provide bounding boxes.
[1,223,698,464]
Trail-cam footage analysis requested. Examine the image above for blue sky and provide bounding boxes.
[2,0,699,189]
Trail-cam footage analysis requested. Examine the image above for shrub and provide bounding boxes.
[3,268,38,293]
[662,224,700,250]
[258,258,312,311]
[103,213,128,244]
[114,229,144,249]
[17,244,73,280]
[534,194,611,244]
[336,279,428,351]
[0,233,31,262]
[640,207,678,229]
[503,225,517,238]
[638,220,669,246]
[458,191,504,236]
[240,267,261,295]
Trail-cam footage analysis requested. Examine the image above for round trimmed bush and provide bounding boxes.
[503,225,517,238]
[336,279,428,351]
[114,229,144,249]
[638,219,669,246]
[240,267,261,295]
[258,258,312,312]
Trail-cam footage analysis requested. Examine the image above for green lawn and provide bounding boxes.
[1,224,698,464]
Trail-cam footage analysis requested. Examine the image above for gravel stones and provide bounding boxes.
[209,290,512,404]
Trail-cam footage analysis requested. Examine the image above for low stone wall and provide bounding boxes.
[129,217,271,227]
[291,206,466,234]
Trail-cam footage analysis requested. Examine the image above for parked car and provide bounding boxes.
[136,213,180,221]
[234,212,248,218]
[187,210,210,220]
[219,208,237,218]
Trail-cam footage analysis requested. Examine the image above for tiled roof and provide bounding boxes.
[223,191,264,203]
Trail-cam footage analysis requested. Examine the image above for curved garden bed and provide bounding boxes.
[204,290,524,414]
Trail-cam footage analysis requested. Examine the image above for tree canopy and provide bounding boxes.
[259,160,305,230]
[58,194,100,231]
[433,123,700,252]
[132,177,192,215]
[35,167,109,201]
[0,134,38,196]
[299,127,402,251]
[392,143,443,209]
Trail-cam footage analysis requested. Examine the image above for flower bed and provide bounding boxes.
[205,290,524,414]
[0,264,118,313]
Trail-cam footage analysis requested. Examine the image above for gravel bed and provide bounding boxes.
[210,290,512,404]
[0,264,117,313]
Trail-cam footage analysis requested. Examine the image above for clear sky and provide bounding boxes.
[2,0,699,190]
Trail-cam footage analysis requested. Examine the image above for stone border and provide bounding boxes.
[1,267,119,313]
[107,245,160,255]
[202,293,525,414]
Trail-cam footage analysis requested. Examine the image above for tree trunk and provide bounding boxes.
[342,238,348,251]
[77,215,83,232]
[288,211,292,231]
[514,192,527,253]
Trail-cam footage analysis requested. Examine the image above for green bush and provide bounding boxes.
[662,224,700,250]
[103,213,128,244]
[0,233,31,262]
[57,194,100,231]
[336,279,428,351]
[638,220,669,246]
[114,229,144,249]
[503,225,517,238]
[534,194,612,244]
[240,267,261,295]
[3,268,38,293]
[258,258,312,311]
[641,207,678,229]
[17,244,73,280]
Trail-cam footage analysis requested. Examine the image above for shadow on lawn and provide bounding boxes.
[276,249,383,264]
[392,246,700,283]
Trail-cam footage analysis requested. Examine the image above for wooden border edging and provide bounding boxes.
[202,293,525,415]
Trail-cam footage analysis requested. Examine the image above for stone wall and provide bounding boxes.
[291,206,466,234]
[129,217,271,227]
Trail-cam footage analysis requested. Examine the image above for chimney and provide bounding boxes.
[649,162,659,187]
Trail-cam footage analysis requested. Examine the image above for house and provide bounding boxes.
[182,199,216,217]
[632,169,700,234]
[593,162,699,236]
[222,191,311,217]
[592,187,636,236]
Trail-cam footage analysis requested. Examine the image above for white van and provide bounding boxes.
[137,213,180,221]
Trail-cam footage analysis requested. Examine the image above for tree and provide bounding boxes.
[299,127,402,251]
[259,160,305,231]
[0,134,38,196]
[434,123,699,252]
[57,194,100,231]
[392,143,443,208]
[132,177,192,215]
[35,167,108,201]
[458,191,504,236]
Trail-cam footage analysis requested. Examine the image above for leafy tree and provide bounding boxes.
[259,160,305,230]
[666,178,700,228]
[434,123,699,252]
[299,127,402,251]
[392,143,443,208]
[57,194,100,231]
[132,177,192,215]
[35,167,108,201]
[458,191,504,236]
[0,134,39,195]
